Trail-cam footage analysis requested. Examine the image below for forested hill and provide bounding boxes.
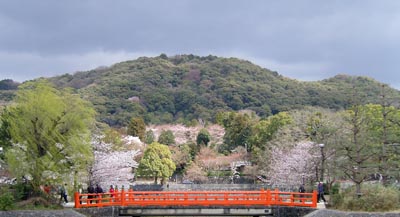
[2,54,400,126]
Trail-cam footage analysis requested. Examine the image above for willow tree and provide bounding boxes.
[3,80,95,193]
[137,142,175,184]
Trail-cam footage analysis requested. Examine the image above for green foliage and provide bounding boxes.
[0,79,19,90]
[217,111,293,156]
[221,112,253,152]
[329,183,343,206]
[252,107,345,181]
[12,181,33,200]
[249,112,292,152]
[187,141,200,159]
[360,104,400,178]
[144,130,155,144]
[2,56,399,126]
[206,170,232,177]
[337,104,388,194]
[158,130,175,146]
[330,182,340,195]
[137,142,176,184]
[3,80,96,193]
[0,113,12,157]
[196,128,211,146]
[0,190,14,211]
[170,144,192,171]
[102,128,124,149]
[4,55,390,127]
[332,184,400,212]
[0,90,15,103]
[127,117,146,140]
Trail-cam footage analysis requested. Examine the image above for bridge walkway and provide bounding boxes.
[74,189,317,209]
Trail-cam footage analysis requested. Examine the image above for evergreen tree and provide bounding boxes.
[137,142,176,184]
[127,117,146,141]
[158,130,175,146]
[338,104,380,196]
[196,128,211,146]
[221,112,252,152]
[144,130,155,144]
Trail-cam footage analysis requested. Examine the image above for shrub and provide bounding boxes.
[144,130,155,144]
[196,128,211,146]
[158,130,175,146]
[12,182,33,200]
[0,191,15,211]
[330,182,340,195]
[332,184,400,212]
[328,183,342,207]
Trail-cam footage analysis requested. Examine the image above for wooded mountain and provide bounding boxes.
[1,54,400,126]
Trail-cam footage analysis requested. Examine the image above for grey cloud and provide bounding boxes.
[0,0,400,89]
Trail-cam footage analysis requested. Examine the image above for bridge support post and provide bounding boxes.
[74,192,81,208]
[312,190,317,207]
[128,188,133,203]
[184,192,188,206]
[121,189,126,206]
[274,189,279,205]
[98,194,103,207]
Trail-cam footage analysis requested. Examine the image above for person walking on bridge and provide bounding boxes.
[299,184,305,193]
[317,182,326,203]
[87,184,95,204]
[109,185,115,202]
[96,184,103,194]
[298,184,306,202]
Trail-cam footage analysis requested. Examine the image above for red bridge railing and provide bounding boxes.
[74,189,317,208]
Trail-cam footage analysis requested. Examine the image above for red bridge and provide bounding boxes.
[74,189,317,209]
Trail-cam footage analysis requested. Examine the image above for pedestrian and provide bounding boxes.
[317,182,326,203]
[109,185,115,202]
[298,184,305,202]
[299,184,305,193]
[44,184,51,195]
[94,184,103,203]
[87,184,95,204]
[59,183,68,204]
[96,184,103,194]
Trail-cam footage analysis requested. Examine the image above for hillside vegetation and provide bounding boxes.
[1,55,400,212]
[2,54,400,126]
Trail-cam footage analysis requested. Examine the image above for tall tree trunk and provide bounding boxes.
[356,182,362,198]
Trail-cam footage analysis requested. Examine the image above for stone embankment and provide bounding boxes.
[305,209,400,217]
[0,209,85,217]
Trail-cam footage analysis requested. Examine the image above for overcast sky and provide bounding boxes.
[1,0,400,89]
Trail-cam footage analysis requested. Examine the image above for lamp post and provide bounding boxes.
[319,144,325,182]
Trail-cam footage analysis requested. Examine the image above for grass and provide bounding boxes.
[13,197,63,210]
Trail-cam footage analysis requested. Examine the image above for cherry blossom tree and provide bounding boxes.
[89,134,141,188]
[185,146,248,183]
[184,163,208,183]
[268,141,319,186]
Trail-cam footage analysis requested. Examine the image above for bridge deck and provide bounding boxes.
[74,189,317,209]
